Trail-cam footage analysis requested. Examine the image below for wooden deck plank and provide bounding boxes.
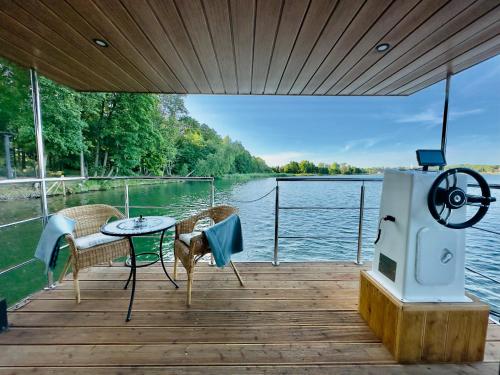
[106,261,366,268]
[487,324,500,341]
[0,342,395,366]
[90,263,368,272]
[0,364,498,375]
[18,298,359,312]
[0,326,378,345]
[55,280,360,290]
[70,271,361,281]
[1,262,497,373]
[30,288,359,300]
[8,310,365,327]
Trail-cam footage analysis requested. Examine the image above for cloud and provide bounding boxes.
[341,138,381,152]
[395,108,484,127]
[450,108,484,118]
[396,109,441,125]
[259,151,305,166]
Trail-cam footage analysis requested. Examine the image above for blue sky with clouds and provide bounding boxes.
[185,55,500,168]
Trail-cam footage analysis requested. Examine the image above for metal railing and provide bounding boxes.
[0,176,215,285]
[271,176,500,319]
[272,177,500,266]
[1,173,499,316]
[273,176,383,266]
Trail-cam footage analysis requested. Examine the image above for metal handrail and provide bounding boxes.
[274,178,374,265]
[0,258,38,277]
[0,176,215,282]
[273,176,499,266]
[276,176,500,189]
[276,176,383,182]
[0,216,44,230]
[279,206,378,210]
[88,176,214,181]
[0,176,85,185]
[0,175,214,185]
[1,173,498,304]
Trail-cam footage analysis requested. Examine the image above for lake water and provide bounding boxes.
[1,174,499,315]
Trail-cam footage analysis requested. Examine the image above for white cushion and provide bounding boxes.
[179,231,202,246]
[75,233,124,250]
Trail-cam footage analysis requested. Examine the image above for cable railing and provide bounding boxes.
[0,176,215,287]
[273,176,383,266]
[273,177,500,264]
[272,176,500,320]
[1,174,499,318]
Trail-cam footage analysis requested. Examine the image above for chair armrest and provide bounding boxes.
[106,206,126,222]
[64,234,79,258]
[175,211,211,238]
[188,233,208,257]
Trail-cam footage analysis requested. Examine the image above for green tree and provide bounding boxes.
[0,59,33,172]
[160,94,187,120]
[39,78,85,171]
[317,162,329,175]
[0,59,271,178]
[283,161,300,174]
[328,162,341,175]
[299,160,316,174]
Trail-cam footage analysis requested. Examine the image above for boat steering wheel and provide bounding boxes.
[427,168,496,229]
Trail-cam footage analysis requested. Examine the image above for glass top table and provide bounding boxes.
[101,216,176,236]
[101,215,178,321]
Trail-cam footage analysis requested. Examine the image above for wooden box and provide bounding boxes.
[359,270,489,363]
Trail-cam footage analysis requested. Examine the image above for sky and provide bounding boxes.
[185,55,500,168]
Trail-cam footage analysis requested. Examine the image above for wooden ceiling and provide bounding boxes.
[0,0,499,95]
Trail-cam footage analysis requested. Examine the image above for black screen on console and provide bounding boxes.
[416,149,446,167]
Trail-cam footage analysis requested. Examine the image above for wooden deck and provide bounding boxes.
[0,262,499,374]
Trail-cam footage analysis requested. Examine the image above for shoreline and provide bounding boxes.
[1,170,497,201]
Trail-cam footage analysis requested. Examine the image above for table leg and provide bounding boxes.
[159,230,179,289]
[124,259,133,290]
[126,237,136,322]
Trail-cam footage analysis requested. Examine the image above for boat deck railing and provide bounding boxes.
[273,176,383,266]
[0,175,499,318]
[272,177,500,320]
[0,176,214,296]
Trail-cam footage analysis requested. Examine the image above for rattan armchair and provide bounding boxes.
[174,205,244,306]
[58,204,130,303]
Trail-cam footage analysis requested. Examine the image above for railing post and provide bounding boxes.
[210,178,215,266]
[44,271,55,290]
[61,175,66,196]
[440,73,451,171]
[0,299,7,333]
[273,182,280,266]
[31,69,55,289]
[30,69,49,227]
[124,180,130,218]
[356,183,365,265]
[80,150,85,177]
[210,178,215,207]
[3,133,13,179]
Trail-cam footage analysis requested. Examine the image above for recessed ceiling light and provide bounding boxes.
[376,43,390,52]
[93,38,109,48]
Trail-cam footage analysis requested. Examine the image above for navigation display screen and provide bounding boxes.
[416,149,446,167]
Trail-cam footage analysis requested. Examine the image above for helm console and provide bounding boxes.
[369,150,495,302]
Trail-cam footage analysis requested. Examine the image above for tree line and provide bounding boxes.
[273,160,379,175]
[0,59,270,178]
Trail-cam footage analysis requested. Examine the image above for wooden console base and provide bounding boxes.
[359,270,489,363]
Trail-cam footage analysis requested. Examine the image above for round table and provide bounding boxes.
[101,215,178,321]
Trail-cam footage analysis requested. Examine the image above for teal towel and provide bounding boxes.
[34,215,76,271]
[203,214,243,268]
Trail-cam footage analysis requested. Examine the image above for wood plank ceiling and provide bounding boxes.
[0,0,499,95]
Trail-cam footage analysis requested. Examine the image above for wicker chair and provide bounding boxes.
[174,205,244,306]
[58,204,130,303]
